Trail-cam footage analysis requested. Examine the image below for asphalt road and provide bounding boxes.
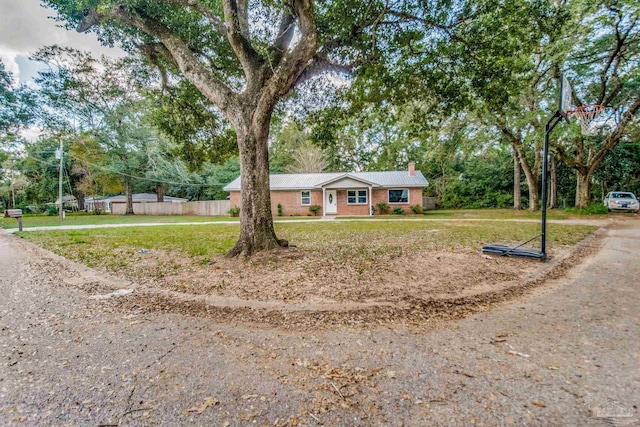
[1,220,638,426]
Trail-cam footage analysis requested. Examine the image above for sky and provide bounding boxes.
[0,0,124,84]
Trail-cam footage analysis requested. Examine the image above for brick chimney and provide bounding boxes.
[408,161,416,177]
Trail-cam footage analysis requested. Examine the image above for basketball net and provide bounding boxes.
[568,104,606,136]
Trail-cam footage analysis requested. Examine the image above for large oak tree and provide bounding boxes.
[45,0,483,255]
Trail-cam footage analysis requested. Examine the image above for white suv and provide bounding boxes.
[603,192,639,213]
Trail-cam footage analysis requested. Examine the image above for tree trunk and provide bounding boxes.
[575,171,591,209]
[75,188,85,211]
[523,173,539,211]
[156,183,166,202]
[125,180,134,215]
[226,116,286,257]
[513,150,521,210]
[549,155,558,209]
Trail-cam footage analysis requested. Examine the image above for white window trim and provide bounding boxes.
[301,190,311,206]
[388,188,410,204]
[347,189,368,205]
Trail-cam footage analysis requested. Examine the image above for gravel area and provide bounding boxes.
[1,218,639,426]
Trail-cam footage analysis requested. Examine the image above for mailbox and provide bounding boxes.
[4,209,23,218]
[3,209,23,231]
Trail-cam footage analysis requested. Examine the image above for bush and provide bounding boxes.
[309,205,321,216]
[92,207,103,215]
[376,202,389,214]
[411,204,423,214]
[565,204,608,215]
[392,206,405,215]
[277,203,282,216]
[46,206,59,216]
[228,206,240,217]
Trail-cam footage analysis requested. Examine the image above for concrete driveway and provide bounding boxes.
[0,220,638,426]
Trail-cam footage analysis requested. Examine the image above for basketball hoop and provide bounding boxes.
[568,104,605,136]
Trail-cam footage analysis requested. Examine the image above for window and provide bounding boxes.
[388,189,409,204]
[347,189,368,204]
[301,191,311,206]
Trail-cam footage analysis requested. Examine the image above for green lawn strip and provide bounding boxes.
[1,214,326,229]
[338,209,600,221]
[1,214,234,229]
[19,221,597,273]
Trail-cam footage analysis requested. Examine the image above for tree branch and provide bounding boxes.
[268,8,296,67]
[589,94,640,172]
[222,0,265,84]
[78,5,240,118]
[256,0,318,118]
[295,56,353,86]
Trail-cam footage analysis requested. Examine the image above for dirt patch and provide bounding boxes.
[119,246,538,303]
[9,224,605,329]
[116,230,602,330]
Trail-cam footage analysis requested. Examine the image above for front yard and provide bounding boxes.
[19,220,597,305]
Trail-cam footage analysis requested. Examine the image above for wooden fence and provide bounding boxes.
[111,200,230,216]
[422,197,437,210]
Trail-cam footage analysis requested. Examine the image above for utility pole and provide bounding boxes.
[57,139,64,220]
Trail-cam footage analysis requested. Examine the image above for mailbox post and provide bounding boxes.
[4,209,23,232]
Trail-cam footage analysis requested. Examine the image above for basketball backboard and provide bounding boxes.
[559,75,573,118]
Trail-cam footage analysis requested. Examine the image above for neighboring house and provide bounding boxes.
[84,196,111,213]
[105,193,188,205]
[50,195,79,210]
[223,162,429,216]
[85,193,188,213]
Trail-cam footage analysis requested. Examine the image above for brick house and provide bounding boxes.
[223,162,429,216]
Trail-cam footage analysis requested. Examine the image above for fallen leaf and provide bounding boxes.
[183,396,219,415]
[238,413,258,420]
[531,401,546,408]
[507,350,530,358]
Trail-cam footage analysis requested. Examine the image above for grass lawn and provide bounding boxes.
[19,220,597,304]
[3,208,610,230]
[1,213,325,229]
[19,221,597,262]
[339,208,609,221]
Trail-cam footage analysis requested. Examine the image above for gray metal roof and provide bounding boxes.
[105,193,188,203]
[223,170,429,191]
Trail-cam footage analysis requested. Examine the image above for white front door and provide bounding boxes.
[325,190,337,214]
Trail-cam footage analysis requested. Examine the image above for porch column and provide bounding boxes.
[322,187,326,217]
[369,185,373,216]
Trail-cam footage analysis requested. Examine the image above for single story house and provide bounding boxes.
[105,193,188,204]
[85,193,188,213]
[223,162,429,216]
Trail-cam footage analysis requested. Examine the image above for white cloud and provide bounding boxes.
[0,0,125,83]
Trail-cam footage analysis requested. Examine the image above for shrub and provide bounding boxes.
[309,205,321,216]
[392,206,405,215]
[411,204,423,214]
[92,207,103,215]
[376,202,389,214]
[565,204,608,215]
[277,203,282,216]
[46,206,59,216]
[228,206,240,217]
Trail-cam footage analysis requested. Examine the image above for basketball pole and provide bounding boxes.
[541,111,564,259]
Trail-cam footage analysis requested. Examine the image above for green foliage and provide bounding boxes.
[309,205,321,216]
[277,203,283,217]
[46,206,58,216]
[376,202,390,214]
[228,207,240,217]
[411,205,423,214]
[146,82,237,170]
[392,207,405,215]
[564,204,608,215]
